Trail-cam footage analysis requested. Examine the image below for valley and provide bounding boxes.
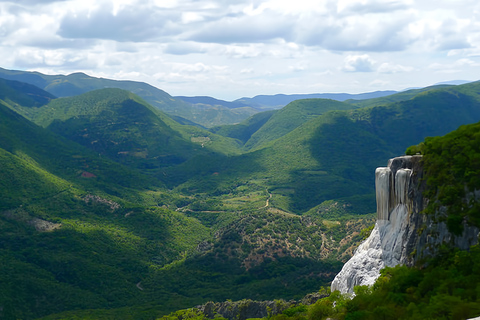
[1,68,480,319]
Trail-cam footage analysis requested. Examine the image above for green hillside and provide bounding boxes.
[174,99,259,128]
[10,88,242,172]
[170,81,480,214]
[38,88,209,169]
[0,78,55,106]
[344,84,454,109]
[209,110,276,144]
[243,99,358,150]
[0,99,217,318]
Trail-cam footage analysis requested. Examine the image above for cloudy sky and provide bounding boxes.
[1,0,479,100]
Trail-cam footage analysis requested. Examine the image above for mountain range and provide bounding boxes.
[0,67,442,129]
[1,67,480,319]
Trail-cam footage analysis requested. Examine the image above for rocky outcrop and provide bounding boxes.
[197,299,294,320]
[83,194,121,211]
[331,155,480,294]
[1,208,61,232]
[195,293,328,320]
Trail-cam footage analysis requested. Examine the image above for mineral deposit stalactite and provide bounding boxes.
[375,167,391,221]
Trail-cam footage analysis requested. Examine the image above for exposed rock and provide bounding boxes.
[81,171,97,178]
[28,218,61,232]
[83,194,121,211]
[196,241,213,252]
[331,155,480,294]
[1,208,61,232]
[196,299,295,320]
[300,292,329,305]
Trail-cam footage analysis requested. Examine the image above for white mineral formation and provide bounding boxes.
[331,157,413,294]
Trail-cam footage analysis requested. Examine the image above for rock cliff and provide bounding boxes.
[331,155,480,294]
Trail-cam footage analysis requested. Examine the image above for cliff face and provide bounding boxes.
[331,155,480,294]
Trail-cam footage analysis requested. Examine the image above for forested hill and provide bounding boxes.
[0,77,55,108]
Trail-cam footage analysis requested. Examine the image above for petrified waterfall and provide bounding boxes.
[331,154,480,294]
[331,156,419,294]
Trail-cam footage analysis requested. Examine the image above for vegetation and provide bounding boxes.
[210,110,276,145]
[0,78,54,110]
[344,84,454,109]
[240,99,359,150]
[407,120,480,234]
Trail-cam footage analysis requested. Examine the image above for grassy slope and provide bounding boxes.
[0,95,157,192]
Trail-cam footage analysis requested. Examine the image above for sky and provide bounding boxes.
[1,0,479,100]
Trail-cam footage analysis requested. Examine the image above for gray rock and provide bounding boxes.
[196,299,296,320]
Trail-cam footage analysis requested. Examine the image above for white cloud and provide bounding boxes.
[337,0,413,15]
[13,48,96,69]
[187,10,294,44]
[378,62,414,74]
[289,65,306,72]
[181,11,205,23]
[240,68,254,74]
[342,54,375,72]
[164,42,207,55]
[57,2,181,42]
[369,79,391,87]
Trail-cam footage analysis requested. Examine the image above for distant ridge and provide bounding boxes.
[434,80,472,86]
[0,67,254,127]
[174,96,249,109]
[233,91,398,109]
[402,80,473,91]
